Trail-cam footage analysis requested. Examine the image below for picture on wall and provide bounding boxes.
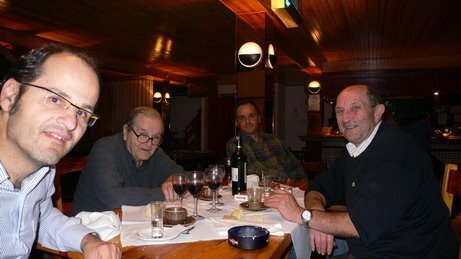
[307,94,321,111]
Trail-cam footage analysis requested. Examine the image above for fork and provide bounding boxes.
[181,226,195,235]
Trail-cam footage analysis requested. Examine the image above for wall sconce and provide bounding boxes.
[153,91,163,103]
[265,44,277,69]
[237,42,263,68]
[306,80,321,94]
[153,80,172,104]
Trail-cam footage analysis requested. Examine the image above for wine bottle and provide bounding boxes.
[231,135,247,195]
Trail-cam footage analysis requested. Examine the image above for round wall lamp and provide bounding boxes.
[164,92,171,104]
[153,79,172,105]
[237,42,263,68]
[153,91,163,103]
[265,44,277,69]
[307,80,321,94]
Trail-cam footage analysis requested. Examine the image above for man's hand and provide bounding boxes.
[263,189,304,223]
[161,176,177,201]
[81,233,121,258]
[309,228,336,256]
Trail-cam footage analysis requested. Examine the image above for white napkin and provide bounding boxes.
[208,216,284,236]
[247,174,260,188]
[76,211,121,241]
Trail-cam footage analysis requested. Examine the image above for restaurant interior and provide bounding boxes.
[1,0,461,258]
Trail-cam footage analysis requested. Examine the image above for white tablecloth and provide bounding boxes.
[120,187,310,258]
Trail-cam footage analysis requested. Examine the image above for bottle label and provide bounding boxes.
[231,167,238,182]
[244,163,247,183]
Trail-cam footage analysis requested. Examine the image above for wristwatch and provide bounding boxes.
[301,209,312,228]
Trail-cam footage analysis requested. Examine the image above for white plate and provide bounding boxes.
[136,226,185,242]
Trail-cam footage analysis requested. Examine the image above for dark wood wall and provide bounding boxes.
[323,68,461,99]
[320,68,461,129]
[207,96,236,161]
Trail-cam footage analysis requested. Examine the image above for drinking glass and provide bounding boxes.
[207,164,226,206]
[220,159,232,191]
[150,201,165,238]
[205,165,225,213]
[186,171,205,219]
[247,187,263,209]
[172,172,188,208]
[261,171,274,199]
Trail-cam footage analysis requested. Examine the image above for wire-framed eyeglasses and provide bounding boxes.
[131,127,163,146]
[20,82,100,127]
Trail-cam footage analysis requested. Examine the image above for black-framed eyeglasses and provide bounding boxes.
[20,82,100,127]
[131,127,163,145]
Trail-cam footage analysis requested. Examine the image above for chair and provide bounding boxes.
[441,163,461,216]
[53,156,87,215]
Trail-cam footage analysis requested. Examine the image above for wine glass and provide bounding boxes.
[172,172,187,208]
[186,171,205,219]
[207,164,226,206]
[205,165,225,213]
[220,159,232,191]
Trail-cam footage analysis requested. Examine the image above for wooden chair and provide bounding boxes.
[441,163,461,216]
[53,156,87,215]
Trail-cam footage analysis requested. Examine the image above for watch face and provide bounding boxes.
[302,210,311,221]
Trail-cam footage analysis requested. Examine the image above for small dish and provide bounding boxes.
[164,216,196,227]
[239,201,269,211]
[137,227,185,242]
[199,194,222,201]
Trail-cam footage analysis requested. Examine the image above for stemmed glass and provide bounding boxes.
[172,172,188,208]
[205,165,225,213]
[186,171,205,219]
[207,164,226,206]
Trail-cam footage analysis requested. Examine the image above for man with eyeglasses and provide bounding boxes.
[71,106,183,215]
[0,44,120,258]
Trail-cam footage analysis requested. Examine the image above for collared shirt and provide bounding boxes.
[226,132,306,182]
[0,162,93,258]
[346,121,382,157]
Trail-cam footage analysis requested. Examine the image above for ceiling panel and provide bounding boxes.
[1,0,461,85]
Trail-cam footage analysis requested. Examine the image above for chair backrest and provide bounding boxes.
[53,156,87,213]
[441,163,460,215]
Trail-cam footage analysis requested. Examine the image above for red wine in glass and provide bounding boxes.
[173,184,187,196]
[208,182,220,190]
[172,172,187,208]
[186,171,205,219]
[187,182,204,197]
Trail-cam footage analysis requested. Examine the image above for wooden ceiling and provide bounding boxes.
[1,0,461,86]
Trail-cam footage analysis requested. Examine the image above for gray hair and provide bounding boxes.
[125,106,163,129]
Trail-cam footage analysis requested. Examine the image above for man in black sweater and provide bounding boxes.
[304,84,459,258]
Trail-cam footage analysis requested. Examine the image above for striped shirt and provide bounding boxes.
[226,132,306,182]
[0,163,93,258]
[346,121,382,157]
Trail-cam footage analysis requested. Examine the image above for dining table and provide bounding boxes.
[37,181,310,259]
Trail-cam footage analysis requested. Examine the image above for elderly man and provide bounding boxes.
[71,106,183,215]
[0,44,120,258]
[303,85,459,257]
[226,99,306,182]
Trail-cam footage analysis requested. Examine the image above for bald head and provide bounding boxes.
[335,85,385,146]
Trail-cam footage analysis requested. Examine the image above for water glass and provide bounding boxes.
[150,201,165,238]
[261,172,273,198]
[247,187,263,209]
